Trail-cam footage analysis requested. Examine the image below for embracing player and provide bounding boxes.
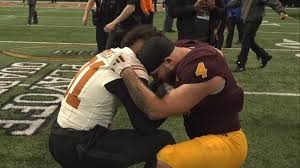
[109,37,248,168]
[48,25,175,168]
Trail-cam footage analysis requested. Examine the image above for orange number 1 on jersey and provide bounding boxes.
[64,57,105,109]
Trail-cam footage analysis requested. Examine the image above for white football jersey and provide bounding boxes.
[57,47,148,130]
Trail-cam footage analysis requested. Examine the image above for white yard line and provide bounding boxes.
[0,24,94,29]
[0,40,96,45]
[261,23,300,25]
[265,16,298,19]
[0,23,299,34]
[3,7,82,11]
[257,31,300,35]
[224,48,300,52]
[0,15,83,19]
[245,92,300,97]
[277,23,300,25]
[1,41,300,52]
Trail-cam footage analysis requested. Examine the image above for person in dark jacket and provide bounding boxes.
[169,0,210,42]
[162,0,175,32]
[224,0,243,48]
[226,0,288,72]
[83,0,117,53]
[140,0,157,25]
[104,0,145,49]
[208,0,227,49]
[27,0,38,25]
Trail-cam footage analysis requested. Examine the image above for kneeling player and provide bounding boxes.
[48,25,175,168]
[110,37,248,168]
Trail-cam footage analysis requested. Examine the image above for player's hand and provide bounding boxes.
[109,48,148,80]
[82,16,88,26]
[207,0,216,10]
[155,83,174,98]
[104,22,117,32]
[194,0,208,11]
[280,12,288,20]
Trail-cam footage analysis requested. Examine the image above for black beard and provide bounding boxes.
[158,69,176,86]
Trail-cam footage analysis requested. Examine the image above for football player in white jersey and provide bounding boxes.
[49,25,175,168]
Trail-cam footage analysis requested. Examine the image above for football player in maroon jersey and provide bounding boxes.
[110,37,248,168]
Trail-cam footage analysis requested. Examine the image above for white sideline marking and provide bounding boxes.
[1,41,299,52]
[257,31,300,35]
[2,14,299,21]
[0,24,94,29]
[2,8,82,12]
[18,84,30,87]
[0,40,96,45]
[275,39,300,49]
[224,48,300,52]
[0,15,84,19]
[1,21,298,34]
[1,40,299,52]
[277,23,300,25]
[261,21,300,26]
[245,92,300,97]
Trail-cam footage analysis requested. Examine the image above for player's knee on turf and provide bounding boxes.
[157,160,172,168]
[157,145,175,168]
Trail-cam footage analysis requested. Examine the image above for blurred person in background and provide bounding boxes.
[206,0,227,49]
[140,0,157,25]
[169,0,210,42]
[27,0,38,25]
[224,0,243,48]
[226,0,288,72]
[83,0,117,53]
[162,0,175,33]
[104,0,154,49]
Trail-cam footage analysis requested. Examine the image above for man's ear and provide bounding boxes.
[164,57,176,69]
[164,57,173,64]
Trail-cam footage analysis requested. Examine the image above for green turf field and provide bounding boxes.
[0,1,299,168]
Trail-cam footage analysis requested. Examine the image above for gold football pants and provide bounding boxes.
[157,129,247,168]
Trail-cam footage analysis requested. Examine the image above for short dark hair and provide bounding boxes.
[120,25,164,48]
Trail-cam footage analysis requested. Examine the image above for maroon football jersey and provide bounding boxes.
[175,40,243,138]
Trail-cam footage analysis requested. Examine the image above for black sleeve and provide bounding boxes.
[169,0,196,18]
[127,0,137,5]
[225,0,241,9]
[153,0,157,11]
[211,0,227,19]
[104,78,166,135]
[261,0,285,14]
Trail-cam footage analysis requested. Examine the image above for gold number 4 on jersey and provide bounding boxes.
[195,62,207,78]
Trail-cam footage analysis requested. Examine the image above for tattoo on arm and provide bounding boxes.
[121,68,153,115]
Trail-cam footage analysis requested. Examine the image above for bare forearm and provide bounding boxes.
[121,68,157,117]
[120,68,221,119]
[84,0,95,17]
